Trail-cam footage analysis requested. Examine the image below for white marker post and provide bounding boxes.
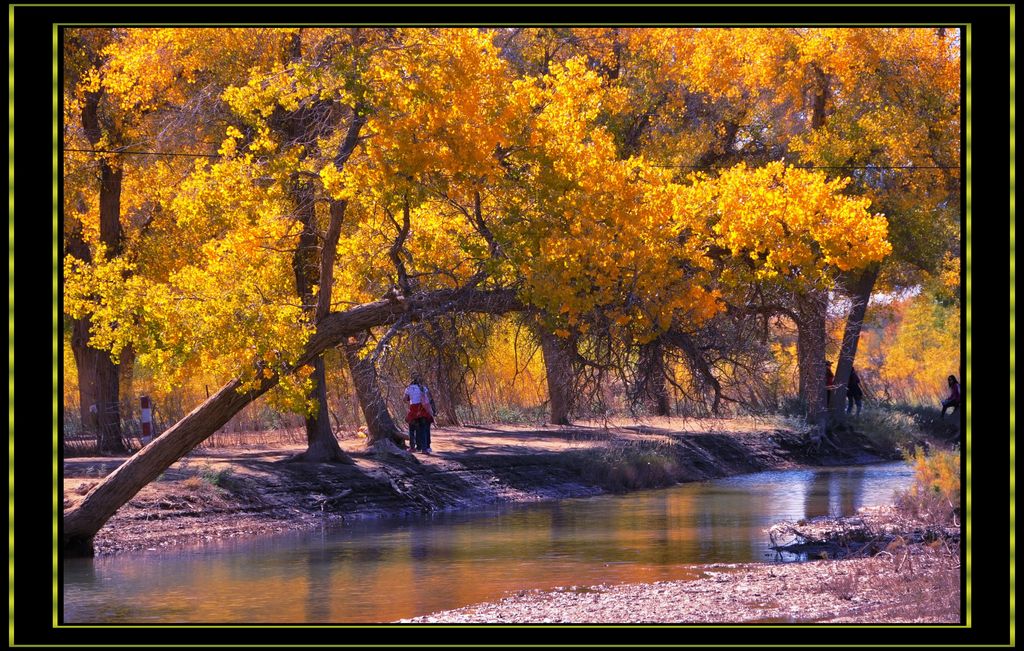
[140,396,153,445]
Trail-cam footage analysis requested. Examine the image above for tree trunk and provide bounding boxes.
[278,28,365,462]
[289,179,348,462]
[796,291,829,430]
[427,321,463,426]
[119,346,135,421]
[62,287,521,554]
[69,84,127,454]
[539,329,576,425]
[636,338,671,416]
[290,356,350,463]
[831,265,880,421]
[63,376,277,556]
[670,331,724,415]
[70,318,124,454]
[343,338,406,446]
[431,361,462,426]
[796,319,811,408]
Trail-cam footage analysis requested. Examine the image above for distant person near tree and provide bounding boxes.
[825,360,835,408]
[846,366,864,416]
[940,374,961,418]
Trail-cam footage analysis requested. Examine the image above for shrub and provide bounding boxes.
[895,445,960,525]
[196,465,234,488]
[182,476,205,491]
[820,566,861,601]
[566,440,679,492]
[853,406,922,452]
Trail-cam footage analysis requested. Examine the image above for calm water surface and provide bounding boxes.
[63,462,911,623]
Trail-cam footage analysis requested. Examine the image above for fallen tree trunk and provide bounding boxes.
[63,287,522,555]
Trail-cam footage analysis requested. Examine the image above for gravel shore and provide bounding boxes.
[399,550,960,624]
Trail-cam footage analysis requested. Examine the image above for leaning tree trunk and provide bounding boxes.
[539,329,577,425]
[831,265,880,422]
[63,376,278,556]
[62,287,521,555]
[343,338,405,446]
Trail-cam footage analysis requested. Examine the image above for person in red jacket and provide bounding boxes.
[940,374,961,418]
[404,376,435,453]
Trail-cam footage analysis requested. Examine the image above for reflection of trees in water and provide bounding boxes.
[304,541,334,623]
[689,486,775,564]
[411,539,431,562]
[649,493,672,566]
[804,469,866,519]
[804,471,833,518]
[547,502,570,558]
[840,469,865,516]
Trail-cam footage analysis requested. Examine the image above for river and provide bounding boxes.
[62,461,912,623]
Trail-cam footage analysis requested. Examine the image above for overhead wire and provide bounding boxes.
[63,148,959,171]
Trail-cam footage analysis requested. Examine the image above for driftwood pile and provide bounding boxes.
[767,507,961,561]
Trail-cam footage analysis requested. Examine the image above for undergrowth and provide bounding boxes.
[564,439,680,492]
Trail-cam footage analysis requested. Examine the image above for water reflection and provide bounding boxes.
[804,468,867,518]
[63,462,910,624]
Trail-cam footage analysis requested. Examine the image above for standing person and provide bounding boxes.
[846,366,864,416]
[403,376,434,453]
[418,382,435,454]
[940,374,961,418]
[824,360,836,408]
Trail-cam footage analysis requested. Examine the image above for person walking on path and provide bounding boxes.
[404,376,435,454]
[846,366,864,416]
[940,374,961,418]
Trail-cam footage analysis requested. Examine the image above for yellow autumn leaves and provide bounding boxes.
[63,25,955,399]
[709,162,891,280]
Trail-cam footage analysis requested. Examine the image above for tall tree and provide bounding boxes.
[64,27,934,554]
[63,29,129,454]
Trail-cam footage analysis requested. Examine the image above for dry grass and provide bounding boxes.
[820,565,862,600]
[563,439,682,492]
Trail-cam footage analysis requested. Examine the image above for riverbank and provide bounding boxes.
[399,545,959,623]
[62,417,897,556]
[63,418,963,623]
